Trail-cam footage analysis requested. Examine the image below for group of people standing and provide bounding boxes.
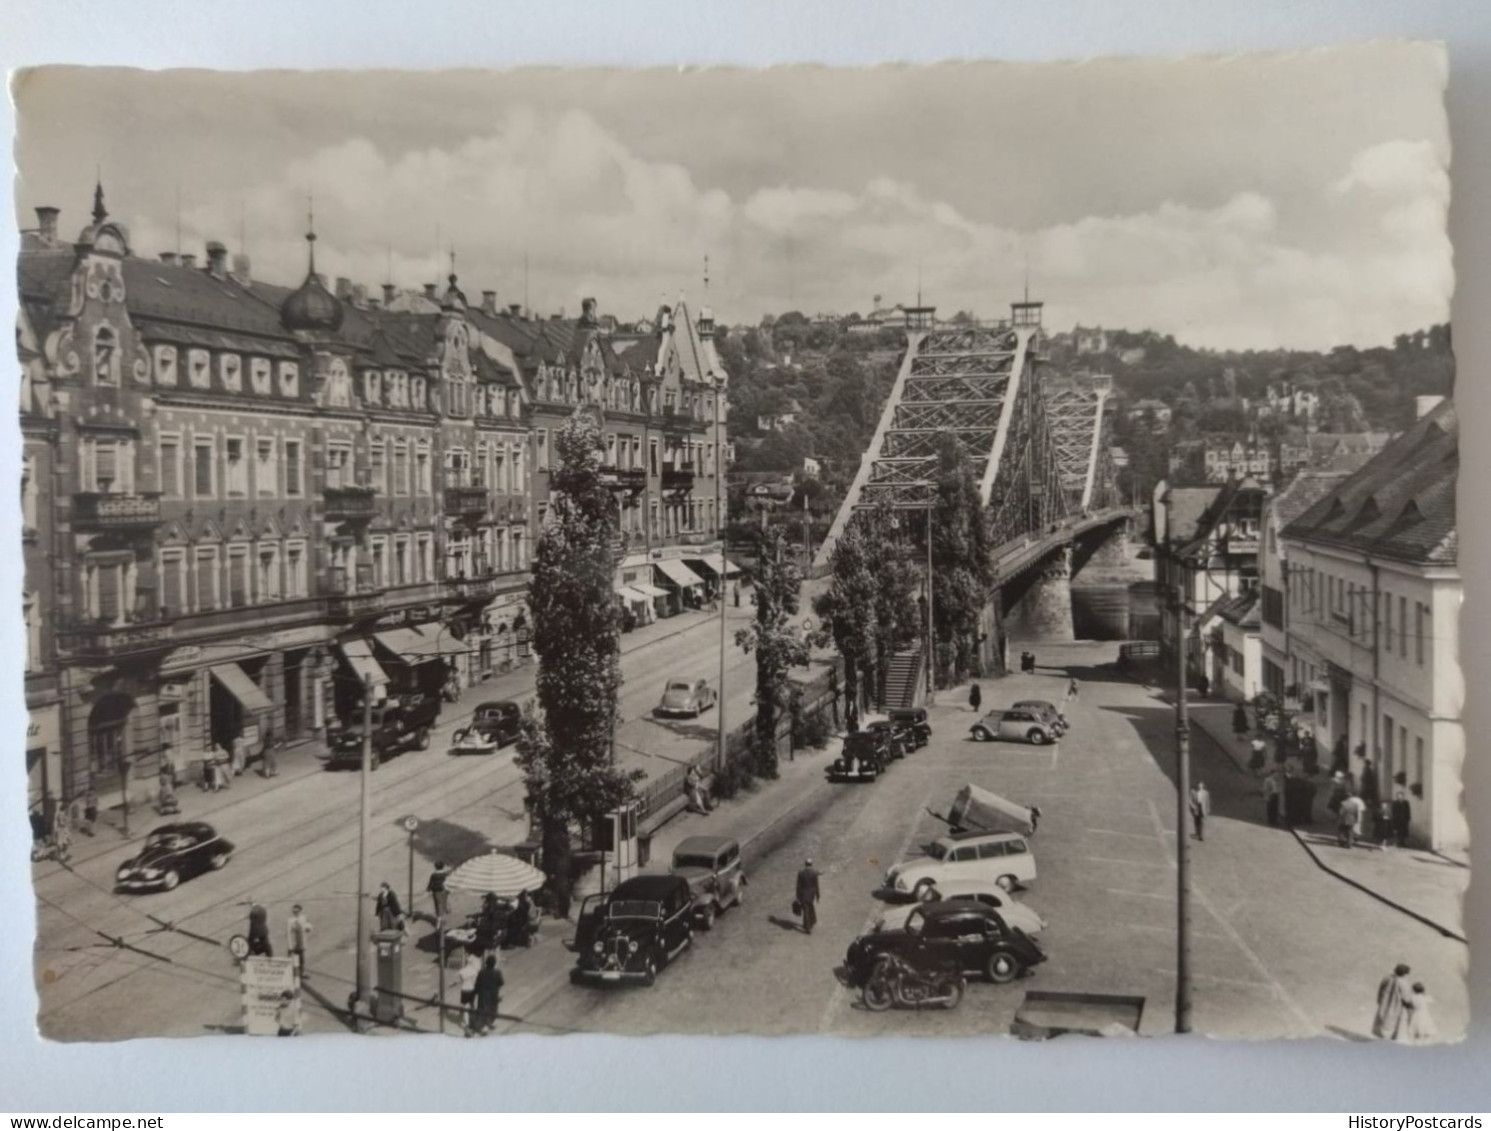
[28,788,99,862]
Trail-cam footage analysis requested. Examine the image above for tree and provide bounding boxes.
[516,409,639,916]
[815,512,880,727]
[735,527,812,778]
[931,436,994,686]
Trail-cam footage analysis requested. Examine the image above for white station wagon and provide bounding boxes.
[885,830,1038,899]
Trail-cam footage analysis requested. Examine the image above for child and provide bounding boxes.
[275,989,302,1036]
[1407,982,1437,1043]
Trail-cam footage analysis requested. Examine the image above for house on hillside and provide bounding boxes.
[1073,325,1110,354]
[757,400,803,432]
[1127,398,1172,429]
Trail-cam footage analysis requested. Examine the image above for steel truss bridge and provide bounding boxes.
[816,302,1138,660]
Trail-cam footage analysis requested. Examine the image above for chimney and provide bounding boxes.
[1416,395,1446,419]
[697,306,715,340]
[179,253,197,269]
[231,253,252,284]
[205,241,228,279]
[352,283,367,308]
[580,297,598,326]
[508,304,522,318]
[335,277,353,301]
[383,283,397,306]
[482,290,498,316]
[423,283,438,301]
[34,207,59,244]
[158,252,178,266]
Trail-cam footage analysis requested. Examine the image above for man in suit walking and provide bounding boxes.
[795,859,822,935]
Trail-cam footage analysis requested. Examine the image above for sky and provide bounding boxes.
[13,44,1452,350]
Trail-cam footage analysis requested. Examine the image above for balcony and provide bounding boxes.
[323,568,385,622]
[446,573,507,605]
[661,461,696,491]
[444,484,489,518]
[59,616,174,660]
[1222,537,1260,555]
[72,492,162,532]
[323,485,377,523]
[599,466,647,492]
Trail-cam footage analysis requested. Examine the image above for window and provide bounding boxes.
[370,536,387,589]
[1415,603,1426,666]
[513,530,525,571]
[220,353,242,392]
[1384,714,1395,765]
[193,546,219,610]
[416,533,433,582]
[159,549,185,616]
[393,441,410,495]
[224,437,248,497]
[256,544,280,602]
[649,438,660,476]
[447,378,468,417]
[88,557,128,622]
[535,429,549,471]
[1415,738,1424,789]
[444,447,470,488]
[188,349,211,389]
[82,437,134,493]
[159,436,181,498]
[250,358,272,395]
[93,327,120,385]
[254,437,276,496]
[193,438,215,497]
[364,371,382,406]
[23,593,39,673]
[285,541,307,598]
[394,536,411,585]
[1399,596,1407,657]
[1384,590,1393,652]
[411,376,426,409]
[227,546,250,608]
[284,440,303,496]
[278,361,299,398]
[415,443,432,494]
[326,443,353,490]
[977,841,1007,860]
[606,433,618,466]
[370,441,387,494]
[154,346,177,386]
[388,372,408,408]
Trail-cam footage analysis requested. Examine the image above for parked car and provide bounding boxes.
[845,901,1046,985]
[327,691,441,769]
[116,822,235,893]
[885,830,1038,898]
[891,877,1046,936]
[669,835,745,929]
[654,678,718,718]
[470,700,524,746]
[572,874,695,985]
[969,708,1059,745]
[864,718,909,761]
[826,729,896,782]
[1011,699,1068,735]
[888,706,932,749]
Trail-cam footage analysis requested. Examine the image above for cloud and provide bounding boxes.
[120,111,1449,350]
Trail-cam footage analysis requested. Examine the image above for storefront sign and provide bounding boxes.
[25,703,60,752]
[240,956,298,1036]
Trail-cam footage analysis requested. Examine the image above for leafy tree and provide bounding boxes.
[735,526,812,778]
[517,409,639,916]
[814,514,879,728]
[931,436,994,687]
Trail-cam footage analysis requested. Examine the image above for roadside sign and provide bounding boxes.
[241,956,298,1036]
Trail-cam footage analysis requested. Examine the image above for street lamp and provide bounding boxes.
[1172,583,1193,1034]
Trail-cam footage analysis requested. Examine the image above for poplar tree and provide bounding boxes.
[931,435,994,686]
[736,526,811,778]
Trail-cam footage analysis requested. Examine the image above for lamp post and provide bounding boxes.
[715,385,728,777]
[1173,584,1193,1034]
[925,503,936,705]
[354,672,374,1022]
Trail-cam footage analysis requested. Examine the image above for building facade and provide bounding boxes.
[1281,399,1462,849]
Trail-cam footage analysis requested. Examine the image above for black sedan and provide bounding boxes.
[572,874,695,986]
[116,822,235,892]
[843,901,1045,986]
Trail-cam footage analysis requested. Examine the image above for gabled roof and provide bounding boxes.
[1284,401,1457,566]
[1178,477,1266,559]
[1160,486,1222,545]
[1217,591,1260,628]
[121,258,296,340]
[1267,470,1350,531]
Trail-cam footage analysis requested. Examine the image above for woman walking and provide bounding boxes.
[968,683,982,714]
[473,954,504,1035]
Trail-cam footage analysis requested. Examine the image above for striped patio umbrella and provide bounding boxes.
[446,850,546,897]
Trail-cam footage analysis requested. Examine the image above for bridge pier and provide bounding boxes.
[1004,546,1075,643]
[1086,526,1129,569]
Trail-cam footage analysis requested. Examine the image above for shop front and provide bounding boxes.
[24,701,62,808]
[653,558,707,616]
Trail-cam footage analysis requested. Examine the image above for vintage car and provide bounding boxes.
[884,877,1047,936]
[326,691,441,769]
[888,706,932,749]
[969,708,1059,746]
[825,729,896,782]
[885,830,1038,898]
[669,835,746,928]
[864,718,910,761]
[470,700,524,746]
[116,822,235,893]
[844,901,1046,985]
[1011,699,1068,735]
[654,678,718,718]
[572,874,695,986]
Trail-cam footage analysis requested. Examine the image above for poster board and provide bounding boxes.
[241,956,297,1036]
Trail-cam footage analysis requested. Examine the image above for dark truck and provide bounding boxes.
[326,691,441,770]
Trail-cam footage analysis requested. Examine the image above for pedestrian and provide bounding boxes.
[1372,963,1414,1040]
[427,861,451,922]
[28,801,46,856]
[684,764,712,815]
[506,889,534,949]
[794,858,821,935]
[1337,792,1365,849]
[1197,674,1210,699]
[1188,782,1210,841]
[286,904,312,981]
[1263,772,1281,827]
[1331,734,1350,776]
[474,953,504,1035]
[1373,801,1394,849]
[1232,703,1250,740]
[246,901,272,957]
[1067,676,1079,701]
[229,737,246,779]
[374,881,403,932]
[733,583,740,608]
[1360,757,1381,810]
[458,949,482,1036]
[1249,735,1268,773]
[275,989,302,1037]
[968,683,982,714]
[1391,788,1412,848]
[51,801,73,862]
[261,731,281,779]
[158,774,179,815]
[81,785,99,836]
[1407,982,1437,1043]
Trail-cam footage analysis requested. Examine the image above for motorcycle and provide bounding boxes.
[861,952,965,1012]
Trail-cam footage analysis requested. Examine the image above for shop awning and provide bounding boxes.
[654,559,706,590]
[631,581,669,598]
[337,638,391,693]
[684,553,743,579]
[374,626,449,663]
[617,586,652,605]
[210,663,273,715]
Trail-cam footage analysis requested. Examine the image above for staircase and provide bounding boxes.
[880,650,924,710]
